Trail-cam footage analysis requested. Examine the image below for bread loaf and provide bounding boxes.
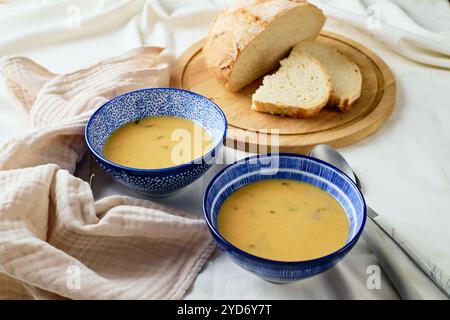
[203,0,326,92]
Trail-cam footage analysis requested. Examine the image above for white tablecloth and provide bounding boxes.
[1,0,449,300]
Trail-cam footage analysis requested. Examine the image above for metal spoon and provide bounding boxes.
[309,144,449,300]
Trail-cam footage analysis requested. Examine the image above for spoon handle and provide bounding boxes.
[365,206,449,299]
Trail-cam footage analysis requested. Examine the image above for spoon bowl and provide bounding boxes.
[309,144,361,189]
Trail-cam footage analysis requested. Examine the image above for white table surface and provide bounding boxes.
[1,0,449,300]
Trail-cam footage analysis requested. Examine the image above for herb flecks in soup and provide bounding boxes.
[218,179,349,261]
[103,116,213,169]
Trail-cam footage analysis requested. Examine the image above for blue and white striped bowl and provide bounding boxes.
[203,153,366,283]
[85,88,227,195]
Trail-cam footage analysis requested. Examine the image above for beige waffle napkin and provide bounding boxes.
[0,47,215,299]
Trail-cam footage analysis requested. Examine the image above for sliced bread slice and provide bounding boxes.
[293,40,362,111]
[252,51,331,118]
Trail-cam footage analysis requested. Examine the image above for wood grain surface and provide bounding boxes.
[170,31,396,154]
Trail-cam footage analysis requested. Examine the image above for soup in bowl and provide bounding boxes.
[203,153,366,283]
[85,88,227,195]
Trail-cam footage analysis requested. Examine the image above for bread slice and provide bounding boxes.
[203,0,326,92]
[293,40,362,111]
[252,51,331,118]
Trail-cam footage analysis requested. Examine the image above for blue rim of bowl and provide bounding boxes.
[203,153,367,266]
[85,87,228,173]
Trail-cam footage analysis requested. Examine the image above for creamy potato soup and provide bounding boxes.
[217,179,350,261]
[103,116,213,169]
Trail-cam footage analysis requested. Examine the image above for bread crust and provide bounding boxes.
[328,61,362,112]
[203,0,324,92]
[251,100,327,118]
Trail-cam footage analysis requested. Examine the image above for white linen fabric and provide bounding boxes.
[0,0,449,299]
[310,0,450,68]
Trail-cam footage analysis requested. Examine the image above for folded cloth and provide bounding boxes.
[0,47,215,299]
[311,0,450,69]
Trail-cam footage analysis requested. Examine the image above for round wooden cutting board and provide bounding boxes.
[170,31,396,154]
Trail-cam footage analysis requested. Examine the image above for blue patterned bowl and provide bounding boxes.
[203,153,366,283]
[85,88,227,195]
